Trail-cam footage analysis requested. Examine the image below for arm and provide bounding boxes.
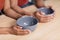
[35,0,45,8]
[10,0,34,16]
[0,26,30,35]
[10,0,25,15]
[0,27,10,34]
[4,0,22,19]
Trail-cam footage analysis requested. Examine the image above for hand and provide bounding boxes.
[34,5,54,23]
[10,25,31,35]
[34,11,54,23]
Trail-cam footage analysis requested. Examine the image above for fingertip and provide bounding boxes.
[27,30,31,34]
[24,29,31,33]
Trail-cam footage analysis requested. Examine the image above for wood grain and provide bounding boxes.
[0,0,60,40]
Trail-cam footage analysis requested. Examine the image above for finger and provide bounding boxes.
[43,17,53,22]
[37,12,48,18]
[13,25,23,29]
[40,18,49,22]
[24,29,31,33]
[17,32,29,35]
[16,26,22,29]
[17,30,30,35]
[47,15,54,20]
[18,29,31,33]
[13,26,23,31]
[36,12,42,17]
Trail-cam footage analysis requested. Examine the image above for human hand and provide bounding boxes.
[34,11,54,23]
[11,25,31,35]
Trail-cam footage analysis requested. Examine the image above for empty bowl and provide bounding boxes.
[16,16,38,32]
[38,7,54,15]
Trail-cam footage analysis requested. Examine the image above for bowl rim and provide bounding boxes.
[16,16,38,27]
[37,7,54,15]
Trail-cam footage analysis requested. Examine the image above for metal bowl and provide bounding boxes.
[38,7,54,15]
[16,16,38,32]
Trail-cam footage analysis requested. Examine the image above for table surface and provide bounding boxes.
[0,0,60,40]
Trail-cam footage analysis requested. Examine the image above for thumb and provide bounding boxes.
[36,11,42,17]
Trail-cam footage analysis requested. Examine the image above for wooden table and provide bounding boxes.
[0,0,60,40]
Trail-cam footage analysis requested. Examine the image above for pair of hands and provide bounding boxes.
[24,6,54,23]
[11,6,54,35]
[35,6,54,23]
[34,11,54,23]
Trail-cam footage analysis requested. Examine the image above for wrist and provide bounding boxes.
[8,27,15,34]
[0,27,11,34]
[18,10,26,15]
[14,6,26,15]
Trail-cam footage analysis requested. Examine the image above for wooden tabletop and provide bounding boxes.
[0,0,60,40]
